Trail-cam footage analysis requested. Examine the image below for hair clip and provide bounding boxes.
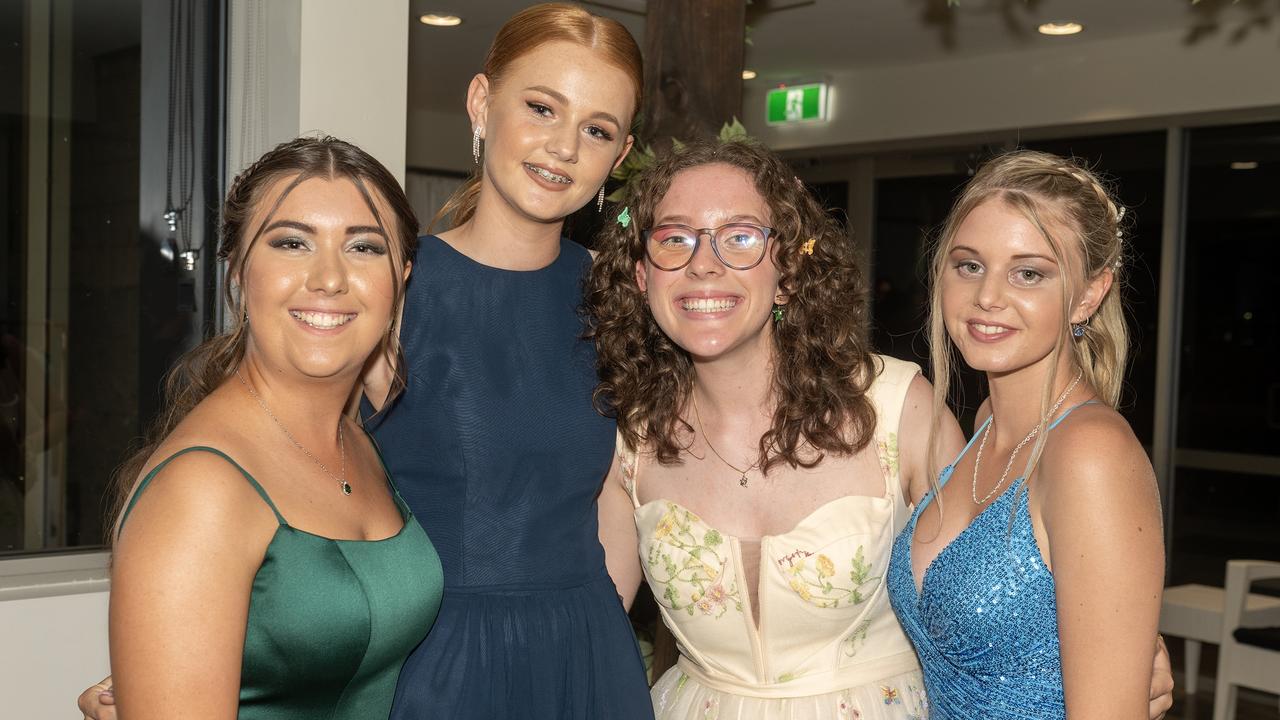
[617,207,631,229]
[801,238,816,256]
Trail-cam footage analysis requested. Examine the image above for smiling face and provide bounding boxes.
[472,41,636,223]
[939,197,1098,377]
[635,163,784,362]
[239,176,405,382]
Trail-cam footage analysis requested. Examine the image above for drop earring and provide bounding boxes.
[596,185,606,212]
[472,126,482,165]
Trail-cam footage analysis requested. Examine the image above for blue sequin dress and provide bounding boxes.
[886,405,1093,719]
[366,236,653,720]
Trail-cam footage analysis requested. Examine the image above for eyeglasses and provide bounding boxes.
[642,223,775,271]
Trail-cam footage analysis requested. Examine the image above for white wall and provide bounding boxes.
[2,590,110,719]
[228,0,410,181]
[743,27,1280,152]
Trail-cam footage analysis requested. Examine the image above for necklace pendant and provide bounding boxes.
[739,474,748,488]
[341,481,352,496]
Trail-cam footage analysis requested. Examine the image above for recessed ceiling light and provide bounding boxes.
[419,13,462,27]
[1038,22,1083,36]
[1231,161,1259,170]
[742,69,757,80]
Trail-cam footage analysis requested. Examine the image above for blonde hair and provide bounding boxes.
[926,150,1129,487]
[432,2,643,230]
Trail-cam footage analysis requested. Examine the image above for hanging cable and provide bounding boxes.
[164,0,198,271]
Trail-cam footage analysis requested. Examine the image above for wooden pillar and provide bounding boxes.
[641,0,746,147]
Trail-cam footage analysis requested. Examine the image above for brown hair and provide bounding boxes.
[586,138,878,472]
[433,2,643,230]
[926,149,1129,484]
[107,136,419,533]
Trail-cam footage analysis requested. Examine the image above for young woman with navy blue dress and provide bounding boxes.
[359,5,653,718]
[886,151,1166,719]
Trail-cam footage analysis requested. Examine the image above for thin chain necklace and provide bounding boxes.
[971,369,1083,505]
[690,391,758,488]
[236,372,350,496]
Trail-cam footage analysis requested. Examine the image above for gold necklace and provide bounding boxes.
[971,369,1083,505]
[690,391,758,488]
[236,372,351,495]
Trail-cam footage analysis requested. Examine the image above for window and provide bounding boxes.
[0,0,223,555]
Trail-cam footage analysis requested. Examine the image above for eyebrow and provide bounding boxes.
[262,219,387,237]
[525,85,623,129]
[657,214,767,226]
[950,244,1057,264]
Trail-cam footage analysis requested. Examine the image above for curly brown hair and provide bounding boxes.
[585,138,878,473]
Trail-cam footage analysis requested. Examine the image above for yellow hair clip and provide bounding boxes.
[801,238,816,256]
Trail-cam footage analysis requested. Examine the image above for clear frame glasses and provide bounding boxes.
[642,223,775,271]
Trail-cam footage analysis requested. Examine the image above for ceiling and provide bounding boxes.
[406,0,1262,116]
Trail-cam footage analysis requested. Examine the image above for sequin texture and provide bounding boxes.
[886,434,1066,719]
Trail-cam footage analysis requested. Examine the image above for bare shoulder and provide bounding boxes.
[116,399,276,549]
[1038,403,1158,523]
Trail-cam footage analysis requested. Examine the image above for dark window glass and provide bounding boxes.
[0,0,222,554]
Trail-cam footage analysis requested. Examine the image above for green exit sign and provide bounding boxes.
[765,83,828,125]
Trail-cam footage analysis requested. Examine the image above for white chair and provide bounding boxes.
[1160,581,1280,694]
[1211,560,1280,720]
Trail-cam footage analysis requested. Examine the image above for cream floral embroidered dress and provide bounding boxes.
[620,356,928,720]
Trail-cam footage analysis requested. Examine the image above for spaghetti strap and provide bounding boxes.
[1048,399,1100,430]
[938,415,991,491]
[118,446,287,536]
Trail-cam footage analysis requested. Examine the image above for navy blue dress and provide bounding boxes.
[366,235,653,720]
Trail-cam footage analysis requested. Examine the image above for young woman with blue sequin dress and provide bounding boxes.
[886,151,1165,719]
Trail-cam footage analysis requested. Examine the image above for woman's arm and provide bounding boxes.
[109,451,275,720]
[1040,412,1164,719]
[598,452,644,611]
[897,374,965,506]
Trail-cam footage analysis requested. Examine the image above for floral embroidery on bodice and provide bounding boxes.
[624,356,926,703]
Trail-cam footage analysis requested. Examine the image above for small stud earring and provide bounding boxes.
[472,126,482,165]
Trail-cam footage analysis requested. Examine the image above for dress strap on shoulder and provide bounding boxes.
[939,415,991,490]
[118,446,287,537]
[614,429,642,509]
[865,355,921,494]
[864,355,921,442]
[1048,399,1100,430]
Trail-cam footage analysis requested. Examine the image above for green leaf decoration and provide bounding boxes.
[704,528,722,547]
[719,118,749,142]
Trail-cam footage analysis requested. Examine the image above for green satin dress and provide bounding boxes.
[119,446,444,720]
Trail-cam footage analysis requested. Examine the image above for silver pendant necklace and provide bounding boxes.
[236,372,350,495]
[690,391,758,487]
[971,369,1083,505]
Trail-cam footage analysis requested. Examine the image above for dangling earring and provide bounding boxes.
[772,304,784,325]
[472,126,482,165]
[1071,317,1090,337]
[596,185,606,212]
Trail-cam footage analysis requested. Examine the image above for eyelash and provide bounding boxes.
[527,102,615,142]
[267,236,387,256]
[269,236,307,251]
[350,241,387,256]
